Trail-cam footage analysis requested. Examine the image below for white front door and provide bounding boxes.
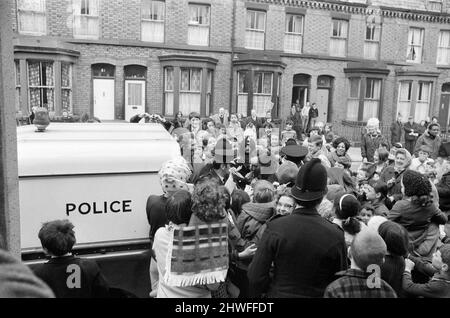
[125,80,145,122]
[93,79,115,120]
[316,89,329,123]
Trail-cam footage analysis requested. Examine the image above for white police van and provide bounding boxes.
[17,123,180,297]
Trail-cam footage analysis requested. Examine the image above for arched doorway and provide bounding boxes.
[92,63,115,120]
[439,82,450,131]
[292,74,310,107]
[316,75,334,123]
[124,65,147,121]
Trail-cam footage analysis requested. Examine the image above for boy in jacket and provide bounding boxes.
[403,244,450,298]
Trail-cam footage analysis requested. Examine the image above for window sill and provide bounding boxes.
[73,34,99,40]
[19,31,46,36]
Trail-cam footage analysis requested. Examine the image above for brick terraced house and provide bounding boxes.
[11,0,450,136]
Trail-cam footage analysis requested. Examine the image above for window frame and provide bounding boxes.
[15,60,21,113]
[284,14,304,53]
[346,76,383,122]
[17,0,47,36]
[437,30,450,65]
[61,63,73,113]
[73,0,100,39]
[330,19,348,57]
[407,27,424,64]
[141,0,165,43]
[245,9,266,50]
[429,0,443,12]
[27,60,56,112]
[187,3,210,46]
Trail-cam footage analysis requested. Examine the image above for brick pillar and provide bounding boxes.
[115,66,124,120]
[54,61,62,116]
[19,59,29,115]
[0,0,21,256]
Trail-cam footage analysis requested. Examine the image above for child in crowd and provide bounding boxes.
[410,145,434,175]
[324,229,397,298]
[403,244,450,298]
[359,204,375,225]
[333,193,366,247]
[378,221,410,298]
[360,181,390,216]
[281,120,297,146]
[32,220,110,298]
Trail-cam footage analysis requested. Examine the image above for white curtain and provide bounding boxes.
[246,30,265,50]
[407,28,423,62]
[253,95,272,117]
[330,38,346,57]
[18,0,46,34]
[179,92,201,115]
[73,0,99,38]
[165,92,174,116]
[415,83,431,122]
[437,31,450,65]
[415,102,429,123]
[74,15,99,38]
[142,21,164,42]
[364,41,379,60]
[397,82,412,119]
[284,34,302,53]
[238,94,248,116]
[363,101,379,121]
[346,100,359,121]
[188,25,209,46]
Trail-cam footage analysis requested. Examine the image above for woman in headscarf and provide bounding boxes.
[147,156,193,297]
[380,148,412,203]
[328,137,352,173]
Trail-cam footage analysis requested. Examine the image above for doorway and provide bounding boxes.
[292,74,311,107]
[93,79,115,120]
[439,83,450,132]
[316,75,334,123]
[92,63,115,120]
[124,65,147,121]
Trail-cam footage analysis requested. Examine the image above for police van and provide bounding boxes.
[17,123,180,297]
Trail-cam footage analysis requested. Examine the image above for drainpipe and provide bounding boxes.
[229,0,237,114]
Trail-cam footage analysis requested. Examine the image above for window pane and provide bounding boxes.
[181,69,190,91]
[191,69,201,91]
[263,73,272,94]
[256,12,265,30]
[28,62,41,86]
[399,82,412,101]
[238,71,248,93]
[15,61,20,86]
[349,78,360,98]
[165,67,174,91]
[18,0,45,11]
[61,63,71,87]
[253,73,262,93]
[41,62,53,86]
[142,20,164,42]
[62,89,71,111]
[294,16,303,33]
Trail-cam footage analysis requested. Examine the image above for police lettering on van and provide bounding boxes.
[66,200,132,216]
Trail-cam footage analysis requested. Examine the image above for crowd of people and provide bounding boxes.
[142,110,450,298]
[2,107,450,299]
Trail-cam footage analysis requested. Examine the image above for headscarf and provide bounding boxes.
[158,156,194,194]
[394,148,412,172]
